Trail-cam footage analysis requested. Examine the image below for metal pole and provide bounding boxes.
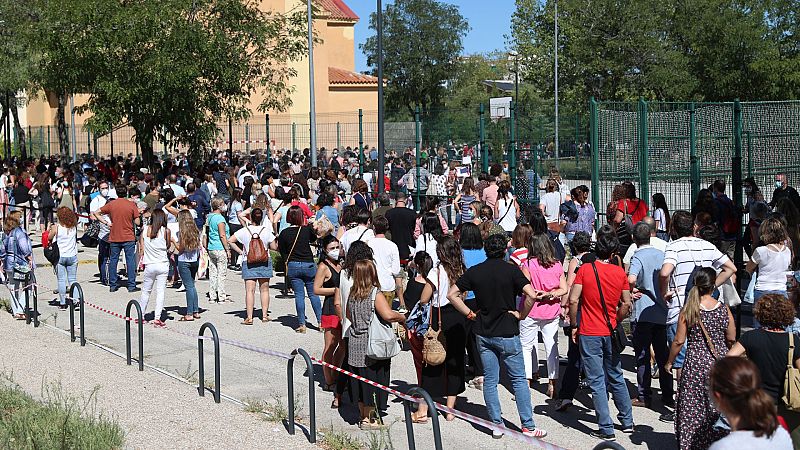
[3,92,9,159]
[228,118,233,161]
[70,95,76,162]
[414,107,421,210]
[689,102,699,204]
[376,0,386,193]
[510,101,517,189]
[554,0,560,167]
[479,103,487,173]
[110,129,114,158]
[245,123,250,153]
[638,98,650,207]
[47,125,51,157]
[590,97,600,208]
[358,109,364,178]
[292,122,296,152]
[307,0,318,167]
[336,122,340,150]
[732,99,744,338]
[265,114,271,161]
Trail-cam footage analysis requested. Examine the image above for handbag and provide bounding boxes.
[314,213,334,238]
[366,288,402,360]
[720,278,741,308]
[422,268,447,366]
[283,226,302,290]
[43,228,60,266]
[590,262,629,354]
[784,333,800,411]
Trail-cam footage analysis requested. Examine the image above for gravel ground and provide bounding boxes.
[0,312,316,450]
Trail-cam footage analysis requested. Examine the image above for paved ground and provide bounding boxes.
[8,239,679,450]
[0,310,316,450]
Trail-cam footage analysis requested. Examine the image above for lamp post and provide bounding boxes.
[376,0,386,193]
[554,0,560,166]
[307,0,318,167]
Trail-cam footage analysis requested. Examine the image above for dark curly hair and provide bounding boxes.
[342,240,373,274]
[753,294,796,329]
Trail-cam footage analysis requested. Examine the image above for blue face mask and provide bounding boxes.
[777,181,784,189]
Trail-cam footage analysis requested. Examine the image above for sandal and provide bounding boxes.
[241,318,254,325]
[261,316,271,323]
[14,313,26,320]
[445,413,455,422]
[193,313,201,319]
[407,413,428,424]
[178,316,195,322]
[330,396,340,409]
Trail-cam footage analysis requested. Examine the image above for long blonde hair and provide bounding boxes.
[177,210,200,251]
[349,259,378,301]
[683,267,717,328]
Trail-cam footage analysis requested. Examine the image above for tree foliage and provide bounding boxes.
[511,0,800,107]
[361,0,469,117]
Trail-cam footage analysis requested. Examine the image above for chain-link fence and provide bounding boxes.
[591,99,800,213]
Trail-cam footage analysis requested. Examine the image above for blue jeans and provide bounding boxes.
[579,335,634,435]
[98,239,110,285]
[666,322,686,369]
[177,260,199,315]
[57,255,78,305]
[477,335,535,429]
[109,241,137,290]
[753,289,788,328]
[287,261,321,327]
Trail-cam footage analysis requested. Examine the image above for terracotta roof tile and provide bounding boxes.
[329,67,378,85]
[317,0,359,22]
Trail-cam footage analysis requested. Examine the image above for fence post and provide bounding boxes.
[336,121,341,150]
[732,99,744,338]
[745,131,753,178]
[197,322,221,403]
[23,272,38,327]
[286,349,317,443]
[406,387,443,450]
[227,119,233,161]
[479,103,487,173]
[509,101,517,189]
[637,98,650,207]
[590,97,600,208]
[47,125,51,157]
[93,133,98,159]
[265,113,271,160]
[689,102,700,204]
[575,113,580,164]
[125,300,144,371]
[68,282,83,343]
[414,107,422,210]
[291,122,296,152]
[245,123,250,153]
[358,109,364,178]
[110,129,115,158]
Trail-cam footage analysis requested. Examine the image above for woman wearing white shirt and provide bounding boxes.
[174,210,202,322]
[138,209,172,326]
[495,180,520,234]
[415,236,466,422]
[414,212,443,267]
[539,179,564,233]
[229,208,278,325]
[747,217,793,327]
[50,207,79,310]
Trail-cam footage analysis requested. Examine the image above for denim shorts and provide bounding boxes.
[241,258,273,280]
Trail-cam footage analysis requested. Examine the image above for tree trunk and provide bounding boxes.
[0,97,7,160]
[8,93,27,160]
[56,93,69,157]
[134,124,155,168]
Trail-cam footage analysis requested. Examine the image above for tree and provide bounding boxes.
[510,0,800,106]
[361,0,469,117]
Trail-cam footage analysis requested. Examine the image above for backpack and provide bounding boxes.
[245,226,269,264]
[560,200,579,223]
[39,190,55,209]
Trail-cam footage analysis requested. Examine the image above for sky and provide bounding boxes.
[349,0,515,72]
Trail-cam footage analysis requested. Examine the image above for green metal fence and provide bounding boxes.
[590,99,800,213]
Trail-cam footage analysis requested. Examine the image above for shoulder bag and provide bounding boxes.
[590,262,629,354]
[422,267,447,366]
[784,333,800,411]
[283,226,302,290]
[366,288,402,360]
[43,227,60,266]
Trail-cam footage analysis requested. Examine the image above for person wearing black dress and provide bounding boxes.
[313,235,344,405]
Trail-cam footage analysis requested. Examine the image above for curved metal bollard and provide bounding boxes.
[404,387,442,450]
[68,282,84,343]
[23,272,39,327]
[198,322,221,403]
[592,442,626,450]
[125,300,144,371]
[286,348,316,443]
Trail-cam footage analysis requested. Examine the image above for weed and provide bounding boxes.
[0,375,125,449]
[242,397,265,414]
[174,361,199,384]
[259,394,303,423]
[320,425,363,450]
[365,423,395,450]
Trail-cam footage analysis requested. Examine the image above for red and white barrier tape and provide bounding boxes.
[66,294,566,449]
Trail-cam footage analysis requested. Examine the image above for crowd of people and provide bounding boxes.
[2,147,799,448]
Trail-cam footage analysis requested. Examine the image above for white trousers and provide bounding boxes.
[140,262,169,319]
[519,316,560,380]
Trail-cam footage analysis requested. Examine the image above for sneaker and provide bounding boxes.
[554,399,572,412]
[621,424,635,434]
[492,429,504,439]
[521,427,547,438]
[128,287,141,293]
[176,285,186,292]
[651,363,660,379]
[294,326,307,334]
[590,430,616,441]
[659,412,674,423]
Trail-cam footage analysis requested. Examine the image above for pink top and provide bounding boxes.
[519,257,563,320]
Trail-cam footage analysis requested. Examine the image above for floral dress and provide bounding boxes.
[675,304,730,449]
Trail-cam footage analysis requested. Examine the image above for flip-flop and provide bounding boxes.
[241,318,254,325]
[261,316,271,323]
[178,316,194,322]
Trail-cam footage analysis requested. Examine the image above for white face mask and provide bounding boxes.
[100,188,109,197]
[327,249,340,261]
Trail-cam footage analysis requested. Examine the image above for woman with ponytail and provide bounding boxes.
[708,357,792,449]
[666,267,736,450]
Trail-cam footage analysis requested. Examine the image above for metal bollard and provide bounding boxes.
[592,443,626,450]
[125,300,144,371]
[23,272,38,327]
[67,282,81,342]
[286,348,317,443]
[404,387,442,450]
[197,322,221,403]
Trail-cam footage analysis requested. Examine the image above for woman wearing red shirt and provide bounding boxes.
[616,181,648,225]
